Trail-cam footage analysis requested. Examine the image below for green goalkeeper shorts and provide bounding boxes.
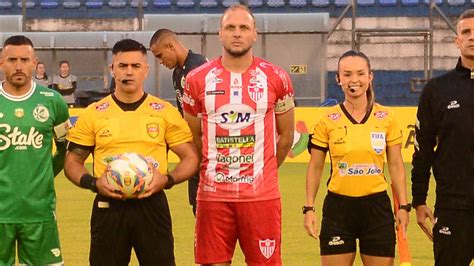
[0,220,63,265]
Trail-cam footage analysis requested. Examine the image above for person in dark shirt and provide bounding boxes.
[150,29,207,216]
[411,9,474,266]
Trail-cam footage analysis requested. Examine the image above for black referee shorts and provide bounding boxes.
[319,191,395,257]
[89,192,175,266]
[433,208,474,266]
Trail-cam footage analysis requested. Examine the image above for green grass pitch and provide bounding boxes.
[55,163,441,265]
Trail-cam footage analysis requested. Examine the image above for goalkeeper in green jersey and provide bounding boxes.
[0,35,70,265]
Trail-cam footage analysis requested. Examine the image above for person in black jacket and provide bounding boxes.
[150,29,208,216]
[411,9,474,266]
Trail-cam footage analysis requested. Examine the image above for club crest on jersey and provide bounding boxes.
[149,102,164,110]
[248,85,264,102]
[95,102,109,111]
[15,108,24,118]
[370,132,385,154]
[373,111,388,119]
[328,113,341,120]
[33,104,49,122]
[146,123,159,138]
[259,239,276,259]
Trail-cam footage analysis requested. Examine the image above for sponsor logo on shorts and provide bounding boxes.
[51,248,61,257]
[439,226,451,235]
[447,100,460,109]
[329,236,345,246]
[259,239,275,259]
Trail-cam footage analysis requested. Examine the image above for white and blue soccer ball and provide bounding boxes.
[104,153,155,198]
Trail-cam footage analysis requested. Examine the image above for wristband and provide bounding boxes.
[399,203,412,212]
[302,206,315,214]
[80,173,98,193]
[164,174,175,190]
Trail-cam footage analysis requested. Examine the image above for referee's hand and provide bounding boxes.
[138,167,167,199]
[304,212,319,239]
[415,205,435,242]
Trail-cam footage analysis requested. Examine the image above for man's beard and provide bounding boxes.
[224,45,251,58]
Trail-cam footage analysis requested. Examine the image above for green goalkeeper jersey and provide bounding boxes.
[0,82,70,223]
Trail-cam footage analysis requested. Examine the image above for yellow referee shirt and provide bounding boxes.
[67,95,193,177]
[310,103,402,197]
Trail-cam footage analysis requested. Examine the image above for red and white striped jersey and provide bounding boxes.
[183,57,295,202]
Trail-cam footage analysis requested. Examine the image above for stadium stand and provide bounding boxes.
[17,0,36,8]
[85,0,104,8]
[153,0,170,8]
[266,0,285,7]
[199,0,218,7]
[0,0,12,8]
[176,0,195,7]
[288,0,308,8]
[63,0,82,8]
[248,0,263,7]
[108,0,127,8]
[40,0,59,8]
[130,0,149,7]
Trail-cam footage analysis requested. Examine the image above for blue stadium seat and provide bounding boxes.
[423,0,442,4]
[447,0,464,5]
[311,0,329,7]
[176,0,194,7]
[266,0,285,7]
[289,0,307,7]
[130,0,148,7]
[222,0,239,7]
[17,0,36,8]
[401,0,419,5]
[63,0,81,8]
[40,0,59,8]
[248,0,263,7]
[85,0,103,7]
[334,0,350,6]
[357,0,375,5]
[0,0,12,8]
[379,0,397,5]
[153,0,170,7]
[108,0,127,7]
[199,0,217,7]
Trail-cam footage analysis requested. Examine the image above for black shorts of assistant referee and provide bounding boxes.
[319,191,395,257]
[433,208,474,266]
[89,192,175,266]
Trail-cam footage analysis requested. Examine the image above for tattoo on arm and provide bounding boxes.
[71,147,91,161]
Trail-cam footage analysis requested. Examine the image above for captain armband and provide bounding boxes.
[275,96,295,114]
[54,119,73,141]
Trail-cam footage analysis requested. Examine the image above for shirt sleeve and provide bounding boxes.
[274,68,295,114]
[52,92,71,142]
[411,82,437,207]
[67,105,96,147]
[182,69,202,117]
[309,116,329,150]
[386,109,403,146]
[165,104,193,147]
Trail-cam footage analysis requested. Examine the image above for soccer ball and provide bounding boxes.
[105,152,154,198]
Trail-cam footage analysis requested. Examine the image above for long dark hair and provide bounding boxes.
[36,61,48,80]
[336,50,375,112]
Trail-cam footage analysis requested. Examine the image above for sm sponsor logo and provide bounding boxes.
[214,104,255,130]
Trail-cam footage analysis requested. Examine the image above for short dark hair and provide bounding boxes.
[59,60,69,67]
[458,9,474,24]
[112,39,147,56]
[3,35,34,48]
[149,28,175,47]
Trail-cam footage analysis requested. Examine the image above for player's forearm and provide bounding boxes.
[52,141,67,177]
[64,151,91,187]
[169,142,199,185]
[276,134,293,167]
[387,145,408,205]
[305,149,326,206]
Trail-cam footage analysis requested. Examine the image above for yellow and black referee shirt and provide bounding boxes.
[309,103,402,197]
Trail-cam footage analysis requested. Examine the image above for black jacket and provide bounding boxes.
[412,58,474,210]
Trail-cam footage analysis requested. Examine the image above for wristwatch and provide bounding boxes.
[302,206,315,214]
[399,203,412,212]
